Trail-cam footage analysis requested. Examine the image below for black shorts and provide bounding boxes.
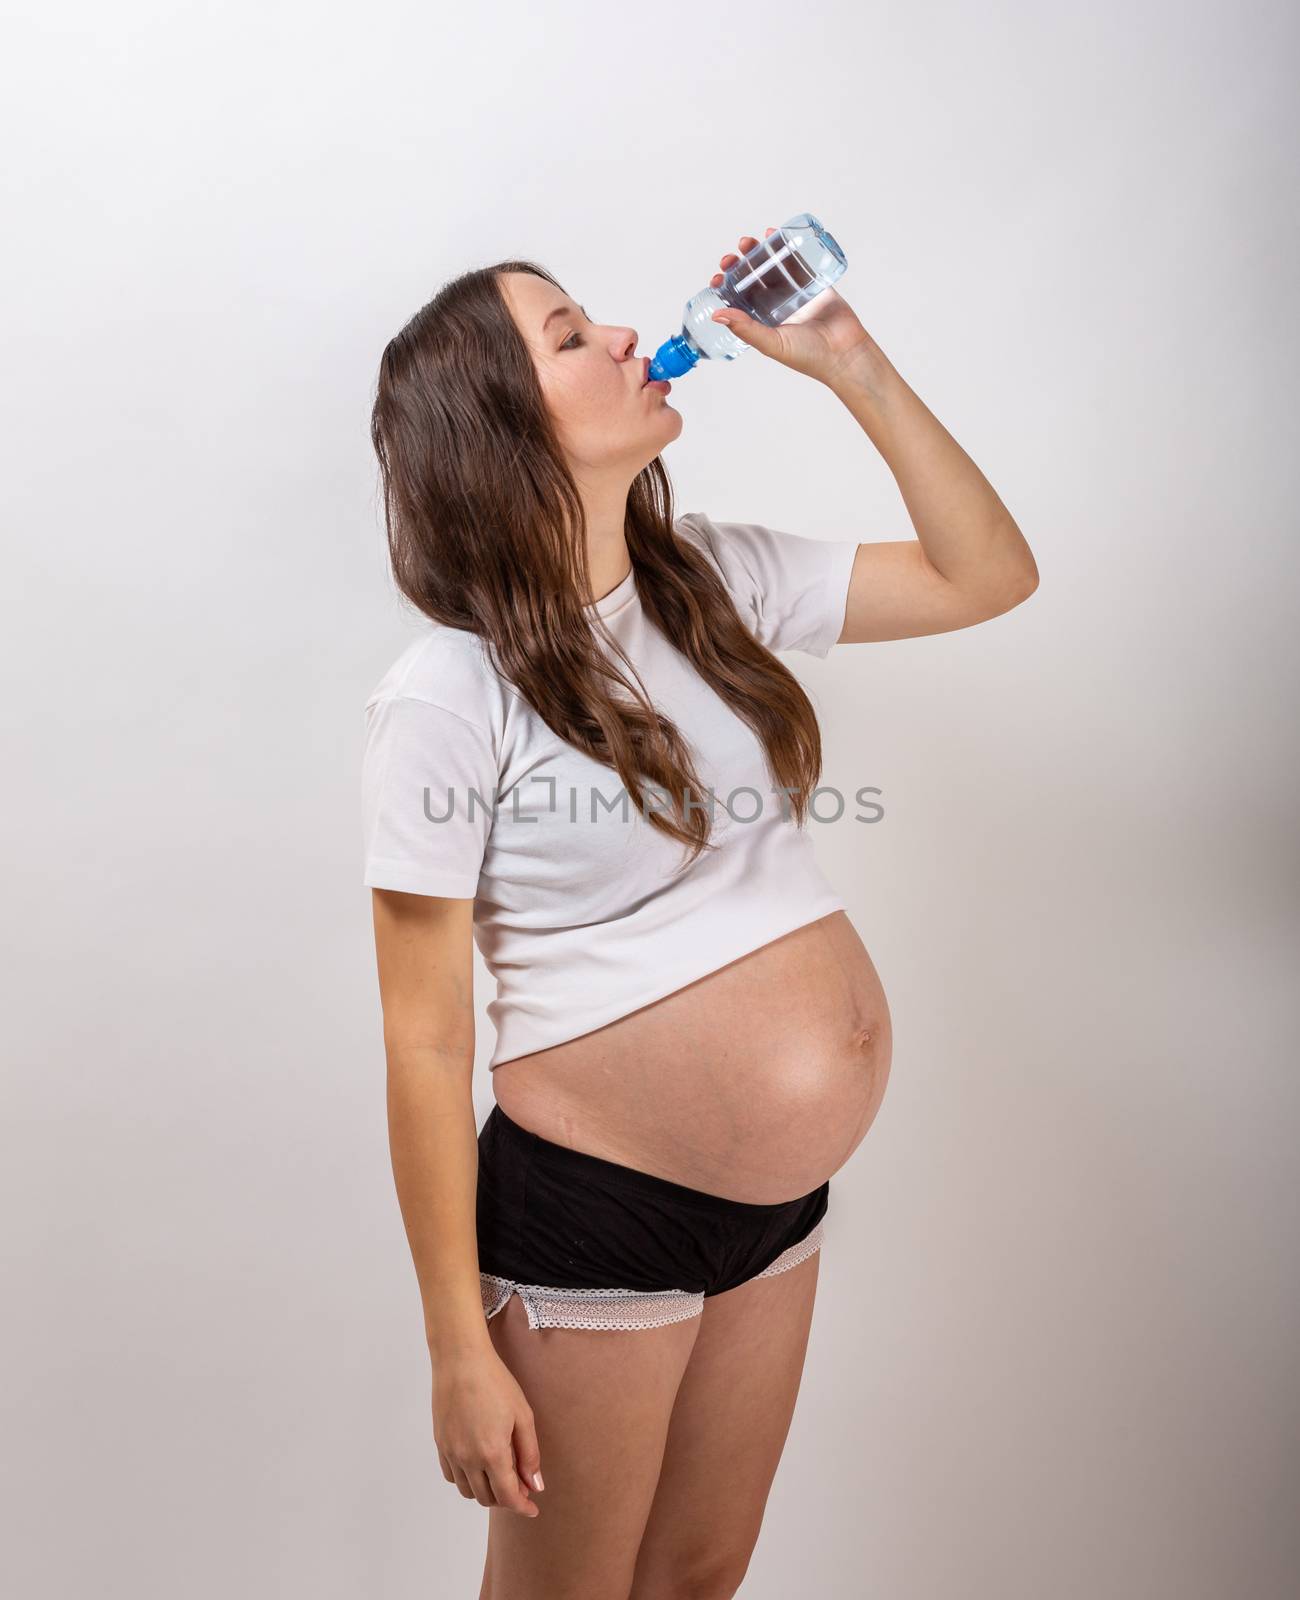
[476,1102,829,1331]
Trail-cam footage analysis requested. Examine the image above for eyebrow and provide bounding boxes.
[542,301,589,334]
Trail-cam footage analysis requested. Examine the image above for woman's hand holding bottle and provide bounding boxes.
[709,226,872,385]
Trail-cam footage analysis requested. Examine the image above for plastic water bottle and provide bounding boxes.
[646,212,848,383]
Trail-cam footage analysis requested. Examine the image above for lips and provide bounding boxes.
[640,357,651,386]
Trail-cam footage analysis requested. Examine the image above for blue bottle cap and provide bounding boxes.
[648,334,699,382]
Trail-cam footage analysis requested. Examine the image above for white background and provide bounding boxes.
[2,0,1296,1594]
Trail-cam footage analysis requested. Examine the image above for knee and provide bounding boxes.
[690,1571,748,1600]
[651,1553,751,1599]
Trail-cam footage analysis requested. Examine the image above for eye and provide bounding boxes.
[560,330,583,351]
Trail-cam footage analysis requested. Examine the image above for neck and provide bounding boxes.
[575,475,634,604]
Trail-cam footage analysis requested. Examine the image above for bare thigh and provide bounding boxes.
[480,1288,704,1600]
[627,1249,822,1599]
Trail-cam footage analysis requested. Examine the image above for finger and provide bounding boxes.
[468,1466,500,1509]
[452,1466,476,1499]
[719,235,756,268]
[514,1416,545,1505]
[709,307,775,353]
[487,1457,539,1518]
[717,228,775,270]
[715,230,774,283]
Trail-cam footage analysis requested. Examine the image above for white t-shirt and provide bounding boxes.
[361,510,859,1069]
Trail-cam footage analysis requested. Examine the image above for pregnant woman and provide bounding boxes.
[362,229,1039,1599]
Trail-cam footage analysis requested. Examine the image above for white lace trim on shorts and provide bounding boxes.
[480,1215,825,1331]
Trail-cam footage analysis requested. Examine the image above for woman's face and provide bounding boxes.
[500,271,682,475]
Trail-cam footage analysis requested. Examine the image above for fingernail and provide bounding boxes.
[532,1471,545,1491]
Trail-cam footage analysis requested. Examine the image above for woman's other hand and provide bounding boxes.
[432,1348,544,1517]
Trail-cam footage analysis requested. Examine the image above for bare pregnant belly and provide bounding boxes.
[490,909,893,1205]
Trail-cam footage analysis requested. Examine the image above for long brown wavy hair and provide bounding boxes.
[369,260,828,869]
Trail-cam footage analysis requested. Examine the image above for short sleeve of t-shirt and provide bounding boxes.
[361,693,499,899]
[678,511,859,657]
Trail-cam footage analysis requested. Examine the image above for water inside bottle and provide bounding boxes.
[727,235,820,322]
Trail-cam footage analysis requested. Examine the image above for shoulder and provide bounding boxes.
[672,509,859,658]
[673,509,731,574]
[673,507,808,618]
[676,507,823,572]
[673,509,757,610]
[364,624,503,744]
